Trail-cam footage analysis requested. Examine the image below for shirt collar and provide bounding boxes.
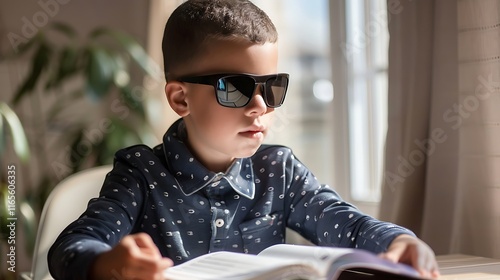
[162,119,255,199]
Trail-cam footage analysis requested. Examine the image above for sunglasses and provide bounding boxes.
[178,73,289,108]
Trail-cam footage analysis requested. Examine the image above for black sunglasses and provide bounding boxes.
[178,73,289,108]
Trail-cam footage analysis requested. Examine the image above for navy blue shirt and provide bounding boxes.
[48,119,413,279]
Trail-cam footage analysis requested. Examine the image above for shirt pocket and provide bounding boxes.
[239,211,285,254]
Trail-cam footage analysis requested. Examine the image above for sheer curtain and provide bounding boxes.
[380,0,500,258]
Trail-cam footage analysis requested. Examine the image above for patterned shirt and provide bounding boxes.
[48,119,413,280]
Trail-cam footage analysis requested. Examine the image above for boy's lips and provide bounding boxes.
[239,125,266,138]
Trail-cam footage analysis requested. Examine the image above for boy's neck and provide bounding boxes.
[178,122,234,173]
[187,140,234,173]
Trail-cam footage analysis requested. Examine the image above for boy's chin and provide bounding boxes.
[234,145,262,159]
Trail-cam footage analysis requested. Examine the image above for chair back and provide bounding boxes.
[29,165,112,280]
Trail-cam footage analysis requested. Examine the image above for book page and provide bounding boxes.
[163,251,320,280]
[258,244,354,276]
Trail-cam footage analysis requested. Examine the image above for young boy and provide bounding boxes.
[48,0,440,279]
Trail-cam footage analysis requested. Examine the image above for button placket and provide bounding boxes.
[207,177,234,251]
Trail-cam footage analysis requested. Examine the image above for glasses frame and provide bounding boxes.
[178,73,290,108]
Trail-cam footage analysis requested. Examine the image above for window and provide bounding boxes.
[246,1,389,212]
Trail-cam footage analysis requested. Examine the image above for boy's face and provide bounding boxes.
[173,40,279,172]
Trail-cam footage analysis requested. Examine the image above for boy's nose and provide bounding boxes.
[245,83,267,115]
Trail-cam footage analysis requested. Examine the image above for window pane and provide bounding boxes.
[346,0,389,202]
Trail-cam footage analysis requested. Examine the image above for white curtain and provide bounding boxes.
[381,0,500,258]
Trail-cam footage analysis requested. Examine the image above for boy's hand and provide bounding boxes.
[89,233,173,280]
[379,234,440,279]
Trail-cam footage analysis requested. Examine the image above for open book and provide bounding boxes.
[163,244,428,280]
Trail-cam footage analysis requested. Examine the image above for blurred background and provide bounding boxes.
[1,0,500,277]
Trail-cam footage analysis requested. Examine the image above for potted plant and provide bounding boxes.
[0,21,160,274]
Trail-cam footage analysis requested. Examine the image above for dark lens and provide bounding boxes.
[216,76,255,108]
[265,75,288,107]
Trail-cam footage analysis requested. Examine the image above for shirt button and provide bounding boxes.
[215,219,225,227]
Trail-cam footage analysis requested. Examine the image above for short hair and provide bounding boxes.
[162,0,278,80]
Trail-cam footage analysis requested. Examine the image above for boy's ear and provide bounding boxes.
[165,81,189,117]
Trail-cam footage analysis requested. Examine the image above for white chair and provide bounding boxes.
[22,165,112,280]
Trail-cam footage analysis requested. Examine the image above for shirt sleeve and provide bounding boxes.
[47,147,150,280]
[284,153,414,254]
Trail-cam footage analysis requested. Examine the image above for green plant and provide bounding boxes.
[1,21,160,262]
[7,21,158,203]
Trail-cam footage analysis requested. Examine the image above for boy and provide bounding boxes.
[48,0,440,279]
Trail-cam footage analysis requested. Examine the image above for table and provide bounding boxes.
[438,254,500,279]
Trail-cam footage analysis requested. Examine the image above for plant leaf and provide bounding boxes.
[50,22,77,38]
[68,129,85,171]
[0,32,41,60]
[20,201,37,254]
[0,183,13,240]
[110,54,130,87]
[91,28,161,79]
[0,103,30,162]
[85,47,114,100]
[136,122,157,147]
[46,46,80,89]
[12,41,52,104]
[120,86,145,119]
[105,118,140,148]
[0,115,5,157]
